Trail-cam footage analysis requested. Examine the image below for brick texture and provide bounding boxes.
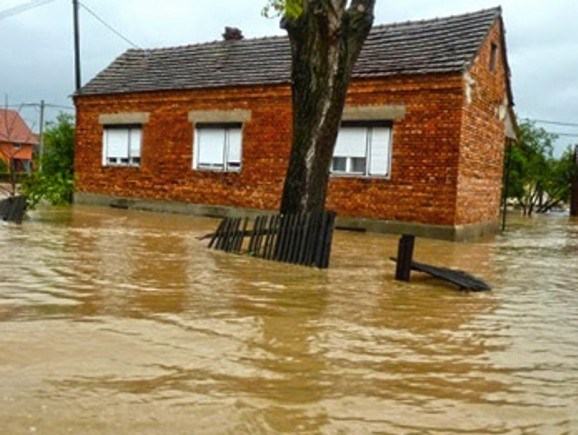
[74,26,510,230]
[457,20,510,225]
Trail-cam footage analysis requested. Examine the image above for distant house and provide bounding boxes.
[0,109,38,173]
[73,7,516,241]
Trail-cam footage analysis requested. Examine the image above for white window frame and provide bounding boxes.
[102,124,142,167]
[331,121,393,178]
[193,123,243,172]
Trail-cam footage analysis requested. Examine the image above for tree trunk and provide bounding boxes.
[279,0,375,214]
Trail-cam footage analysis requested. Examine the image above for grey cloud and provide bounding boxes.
[1,0,577,153]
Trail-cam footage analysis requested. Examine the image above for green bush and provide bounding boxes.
[506,120,575,215]
[19,113,75,207]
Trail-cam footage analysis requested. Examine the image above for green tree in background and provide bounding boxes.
[507,120,574,215]
[265,0,376,214]
[20,113,75,207]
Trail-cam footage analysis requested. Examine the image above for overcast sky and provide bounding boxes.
[1,0,577,154]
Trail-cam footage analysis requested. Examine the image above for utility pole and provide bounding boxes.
[38,100,45,170]
[73,0,81,92]
[570,145,578,217]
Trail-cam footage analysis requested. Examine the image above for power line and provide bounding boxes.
[524,118,578,128]
[0,0,56,21]
[4,102,75,111]
[79,1,141,49]
[47,103,75,110]
[549,132,578,138]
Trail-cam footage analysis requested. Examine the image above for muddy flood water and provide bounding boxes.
[1,205,577,434]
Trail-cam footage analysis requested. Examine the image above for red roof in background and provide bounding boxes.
[0,109,39,145]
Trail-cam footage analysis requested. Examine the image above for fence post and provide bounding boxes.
[395,234,415,282]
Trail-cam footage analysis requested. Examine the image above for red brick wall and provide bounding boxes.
[75,86,294,210]
[457,20,510,225]
[75,47,508,228]
[330,76,464,225]
[75,74,467,227]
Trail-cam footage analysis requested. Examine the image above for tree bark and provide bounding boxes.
[279,0,375,214]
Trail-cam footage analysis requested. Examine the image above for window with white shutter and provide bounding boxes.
[332,121,392,177]
[194,123,243,172]
[102,125,142,167]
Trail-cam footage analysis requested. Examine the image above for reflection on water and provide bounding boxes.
[1,206,577,433]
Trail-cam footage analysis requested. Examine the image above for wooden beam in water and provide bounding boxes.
[390,257,491,291]
[409,260,492,292]
[395,234,415,282]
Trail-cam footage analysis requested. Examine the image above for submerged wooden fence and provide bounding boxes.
[0,195,26,224]
[205,211,336,269]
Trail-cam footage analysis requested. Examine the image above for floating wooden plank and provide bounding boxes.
[410,261,492,291]
[390,257,491,291]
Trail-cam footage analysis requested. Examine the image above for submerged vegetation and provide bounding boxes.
[20,113,74,207]
[506,120,575,215]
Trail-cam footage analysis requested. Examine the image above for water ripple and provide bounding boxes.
[0,207,577,433]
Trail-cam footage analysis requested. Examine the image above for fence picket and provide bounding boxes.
[205,211,335,269]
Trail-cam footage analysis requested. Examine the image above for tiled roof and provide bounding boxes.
[0,109,39,145]
[79,7,502,96]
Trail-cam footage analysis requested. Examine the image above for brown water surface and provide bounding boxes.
[1,205,577,434]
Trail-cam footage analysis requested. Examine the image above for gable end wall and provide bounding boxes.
[457,19,510,225]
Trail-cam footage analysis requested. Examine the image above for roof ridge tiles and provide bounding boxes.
[123,7,502,55]
[134,34,288,56]
[78,7,503,96]
[365,6,501,31]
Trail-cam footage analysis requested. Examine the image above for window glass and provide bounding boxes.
[332,157,347,172]
[351,157,367,174]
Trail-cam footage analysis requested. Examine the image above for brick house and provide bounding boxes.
[0,109,38,173]
[74,7,516,241]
